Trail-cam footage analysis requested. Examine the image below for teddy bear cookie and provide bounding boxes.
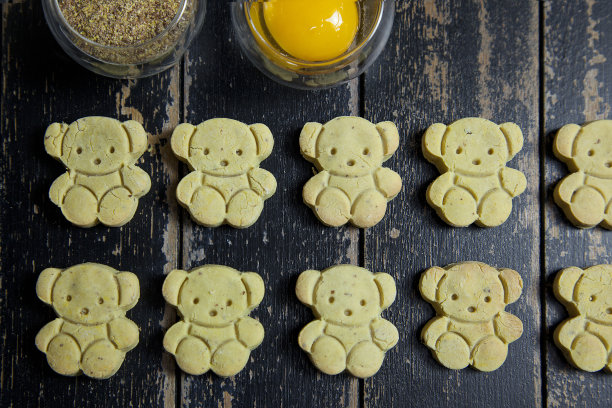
[299,116,402,228]
[35,263,140,379]
[44,116,151,227]
[162,265,265,376]
[296,265,399,377]
[419,262,523,371]
[553,120,612,229]
[553,264,612,372]
[422,118,527,227]
[171,119,277,228]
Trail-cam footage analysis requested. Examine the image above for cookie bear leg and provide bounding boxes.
[437,188,478,227]
[46,334,81,376]
[471,335,508,372]
[309,335,347,375]
[175,336,211,375]
[477,189,513,227]
[226,189,264,228]
[99,187,138,227]
[567,186,606,228]
[188,186,226,227]
[351,190,387,228]
[211,340,250,377]
[313,188,351,227]
[433,332,470,369]
[62,185,98,227]
[81,339,125,379]
[569,332,607,372]
[346,341,384,378]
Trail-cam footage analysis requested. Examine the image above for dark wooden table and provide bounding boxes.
[1,1,611,407]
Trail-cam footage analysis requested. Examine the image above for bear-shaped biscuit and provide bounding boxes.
[299,116,402,228]
[419,262,523,371]
[553,120,612,229]
[44,116,151,227]
[171,119,277,228]
[296,265,399,378]
[422,118,527,227]
[35,263,140,379]
[553,264,612,372]
[162,265,265,376]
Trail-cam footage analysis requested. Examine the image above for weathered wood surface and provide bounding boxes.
[0,0,610,407]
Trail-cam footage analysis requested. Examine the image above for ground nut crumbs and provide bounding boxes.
[58,0,182,47]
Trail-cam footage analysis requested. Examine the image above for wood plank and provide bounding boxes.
[0,1,178,407]
[363,1,541,407]
[544,1,612,407]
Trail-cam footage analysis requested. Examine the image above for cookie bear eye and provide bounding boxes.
[98,297,104,305]
[109,146,115,154]
[488,148,494,155]
[590,295,597,302]
[607,308,612,315]
[203,148,209,155]
[451,294,458,300]
[226,300,232,306]
[456,147,463,154]
[66,295,72,302]
[330,148,337,155]
[606,161,612,168]
[76,147,83,154]
[329,296,335,304]
[587,149,594,156]
[236,149,243,156]
[362,148,370,155]
[484,296,491,303]
[360,299,366,306]
[193,297,200,304]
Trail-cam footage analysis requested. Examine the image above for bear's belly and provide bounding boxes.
[586,321,612,351]
[203,174,250,203]
[453,174,501,203]
[61,321,108,351]
[324,323,372,352]
[75,172,123,200]
[585,175,612,203]
[448,320,495,348]
[189,324,237,351]
[327,175,375,203]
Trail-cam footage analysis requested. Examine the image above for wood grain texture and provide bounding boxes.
[544,1,612,407]
[363,1,541,407]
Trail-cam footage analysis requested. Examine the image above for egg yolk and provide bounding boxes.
[263,0,359,62]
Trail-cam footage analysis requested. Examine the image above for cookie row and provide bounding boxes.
[35,262,612,379]
[44,116,611,230]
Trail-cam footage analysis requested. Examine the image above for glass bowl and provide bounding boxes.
[42,0,207,79]
[231,0,395,90]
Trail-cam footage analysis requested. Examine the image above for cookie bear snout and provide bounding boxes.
[220,160,229,167]
[94,158,101,165]
[467,306,476,313]
[344,309,353,316]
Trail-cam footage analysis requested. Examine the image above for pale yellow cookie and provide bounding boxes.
[553,120,612,229]
[553,265,612,372]
[422,118,526,227]
[171,119,277,228]
[44,117,151,227]
[299,116,402,228]
[35,263,140,379]
[162,265,265,376]
[419,262,523,371]
[296,265,398,377]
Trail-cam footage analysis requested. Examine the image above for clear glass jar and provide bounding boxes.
[231,0,394,90]
[42,0,206,79]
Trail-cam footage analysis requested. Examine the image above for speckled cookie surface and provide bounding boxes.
[419,262,523,371]
[296,265,398,378]
[35,263,140,379]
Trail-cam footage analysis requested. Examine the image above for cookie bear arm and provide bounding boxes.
[499,167,527,197]
[493,311,524,344]
[49,173,75,206]
[35,318,64,352]
[303,171,331,206]
[176,171,203,206]
[421,316,450,349]
[107,317,140,351]
[120,165,152,197]
[554,316,586,350]
[370,318,399,351]
[235,316,265,349]
[374,168,403,199]
[163,321,191,354]
[554,172,585,205]
[426,172,455,208]
[247,168,277,199]
[298,320,327,352]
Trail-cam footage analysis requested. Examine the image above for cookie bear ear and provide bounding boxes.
[36,268,63,305]
[171,123,197,161]
[553,266,583,304]
[553,123,581,160]
[296,269,321,306]
[249,123,274,160]
[242,272,265,308]
[376,121,400,159]
[162,269,189,306]
[498,268,523,304]
[299,122,323,161]
[117,271,140,310]
[374,272,397,309]
[422,123,447,161]
[419,266,446,303]
[44,122,69,159]
[499,122,524,159]
[122,120,148,156]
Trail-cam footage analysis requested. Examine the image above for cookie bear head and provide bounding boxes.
[554,120,612,178]
[162,265,265,328]
[299,117,400,177]
[44,117,148,175]
[171,119,274,177]
[554,265,612,325]
[422,118,524,176]
[420,262,523,323]
[36,263,140,325]
[296,265,396,327]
